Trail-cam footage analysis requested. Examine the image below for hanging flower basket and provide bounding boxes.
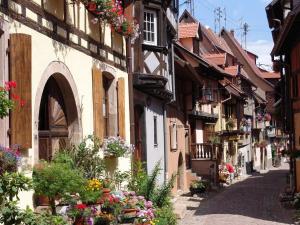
[256,113,263,122]
[102,136,133,158]
[264,113,272,122]
[75,0,139,37]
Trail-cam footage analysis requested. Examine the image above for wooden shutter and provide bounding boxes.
[92,66,104,142]
[10,34,32,149]
[118,77,126,139]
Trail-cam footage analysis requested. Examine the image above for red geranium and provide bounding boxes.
[75,204,87,210]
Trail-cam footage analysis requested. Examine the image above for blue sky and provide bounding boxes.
[179,0,273,70]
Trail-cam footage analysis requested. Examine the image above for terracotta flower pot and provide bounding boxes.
[102,188,111,198]
[35,194,50,206]
[74,217,85,225]
[122,208,137,217]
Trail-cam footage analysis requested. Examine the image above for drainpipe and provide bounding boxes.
[163,103,168,182]
[126,37,135,145]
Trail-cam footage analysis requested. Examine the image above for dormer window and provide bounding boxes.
[143,10,157,45]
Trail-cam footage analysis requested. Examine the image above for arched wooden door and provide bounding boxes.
[38,77,69,161]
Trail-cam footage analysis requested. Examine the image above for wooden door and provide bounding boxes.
[134,105,144,161]
[38,77,69,161]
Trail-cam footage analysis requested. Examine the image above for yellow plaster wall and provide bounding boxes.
[7,18,130,209]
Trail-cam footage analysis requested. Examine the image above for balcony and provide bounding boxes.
[188,101,219,123]
[217,118,243,136]
[191,143,222,160]
[133,45,173,100]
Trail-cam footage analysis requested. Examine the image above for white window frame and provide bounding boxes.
[143,9,158,46]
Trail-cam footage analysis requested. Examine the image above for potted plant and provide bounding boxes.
[134,208,155,225]
[81,178,102,205]
[102,136,133,158]
[259,140,268,148]
[94,213,115,225]
[32,159,86,214]
[189,180,208,195]
[226,118,235,130]
[65,135,106,179]
[256,113,263,122]
[264,113,272,122]
[0,145,21,175]
[121,191,139,218]
[67,203,91,225]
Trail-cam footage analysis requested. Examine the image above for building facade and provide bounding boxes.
[266,0,300,191]
[130,0,178,183]
[0,0,131,207]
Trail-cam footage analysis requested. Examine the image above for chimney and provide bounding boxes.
[230,29,235,37]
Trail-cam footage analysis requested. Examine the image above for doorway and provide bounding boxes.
[177,152,184,191]
[134,105,145,161]
[38,76,70,160]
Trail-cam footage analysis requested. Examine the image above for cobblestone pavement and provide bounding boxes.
[179,163,294,225]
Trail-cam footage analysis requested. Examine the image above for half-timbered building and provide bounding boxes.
[130,0,178,183]
[0,0,131,207]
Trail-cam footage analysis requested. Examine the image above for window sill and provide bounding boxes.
[142,44,168,54]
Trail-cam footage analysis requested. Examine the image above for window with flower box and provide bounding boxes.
[143,9,158,45]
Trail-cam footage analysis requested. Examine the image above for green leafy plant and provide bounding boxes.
[32,161,86,214]
[226,118,235,130]
[62,135,106,179]
[128,161,147,193]
[208,136,220,145]
[21,208,67,225]
[155,205,177,225]
[0,172,32,204]
[189,180,209,195]
[128,161,176,208]
[112,170,130,190]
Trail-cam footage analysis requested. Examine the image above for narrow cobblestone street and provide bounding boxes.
[179,163,294,225]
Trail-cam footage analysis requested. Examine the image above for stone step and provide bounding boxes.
[173,203,187,219]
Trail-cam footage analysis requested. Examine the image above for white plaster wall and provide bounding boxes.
[196,120,203,143]
[145,98,165,184]
[5,19,130,209]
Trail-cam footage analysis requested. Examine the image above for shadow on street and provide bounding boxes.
[182,164,294,225]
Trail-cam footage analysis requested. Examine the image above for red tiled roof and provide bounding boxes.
[261,72,280,79]
[221,29,274,89]
[178,23,199,39]
[203,53,226,66]
[201,26,234,56]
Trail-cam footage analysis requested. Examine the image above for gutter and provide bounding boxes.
[163,103,168,182]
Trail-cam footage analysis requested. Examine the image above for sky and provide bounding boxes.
[179,0,274,70]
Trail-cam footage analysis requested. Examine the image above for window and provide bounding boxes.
[170,123,177,150]
[103,77,110,137]
[143,10,157,45]
[154,116,158,146]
